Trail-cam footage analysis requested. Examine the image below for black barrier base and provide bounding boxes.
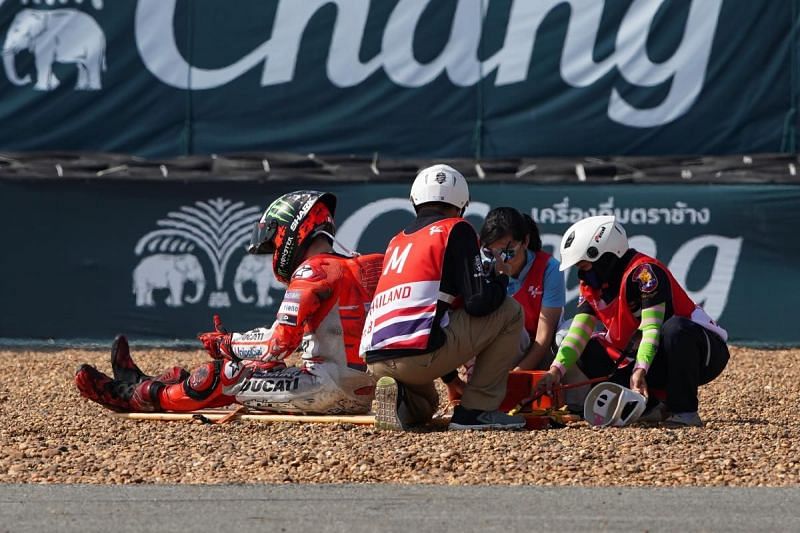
[1,152,798,184]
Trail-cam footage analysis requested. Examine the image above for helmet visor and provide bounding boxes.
[248,219,278,254]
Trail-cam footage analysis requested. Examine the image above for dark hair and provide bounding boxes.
[480,207,542,252]
[521,213,542,252]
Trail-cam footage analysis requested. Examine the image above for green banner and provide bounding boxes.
[1,180,797,345]
[0,0,797,157]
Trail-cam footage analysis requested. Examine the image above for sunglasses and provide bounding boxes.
[482,241,521,263]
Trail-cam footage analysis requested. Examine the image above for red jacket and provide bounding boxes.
[360,218,465,353]
[513,250,551,339]
[579,253,696,353]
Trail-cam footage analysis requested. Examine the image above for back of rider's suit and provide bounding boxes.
[155,253,384,414]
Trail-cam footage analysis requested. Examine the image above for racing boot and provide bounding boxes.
[129,379,165,412]
[110,334,147,383]
[111,334,187,385]
[75,364,136,412]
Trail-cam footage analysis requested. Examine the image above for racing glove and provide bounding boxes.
[197,314,234,360]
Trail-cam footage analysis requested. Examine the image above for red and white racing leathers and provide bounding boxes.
[135,253,384,415]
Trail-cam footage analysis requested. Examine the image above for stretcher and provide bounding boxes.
[109,407,375,425]
[108,371,589,428]
[501,370,590,428]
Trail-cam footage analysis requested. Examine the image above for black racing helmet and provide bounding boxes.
[249,191,337,284]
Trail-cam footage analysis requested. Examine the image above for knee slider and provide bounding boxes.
[183,361,221,401]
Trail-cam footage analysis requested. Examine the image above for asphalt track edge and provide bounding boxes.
[0,484,797,532]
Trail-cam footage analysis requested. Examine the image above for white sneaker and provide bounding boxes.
[664,411,703,427]
[373,376,405,431]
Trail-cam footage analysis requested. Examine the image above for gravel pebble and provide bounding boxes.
[0,346,798,486]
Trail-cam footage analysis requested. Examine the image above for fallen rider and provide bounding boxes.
[75,190,383,415]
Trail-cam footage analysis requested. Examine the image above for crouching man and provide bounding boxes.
[535,215,730,426]
[360,164,526,431]
[76,191,383,415]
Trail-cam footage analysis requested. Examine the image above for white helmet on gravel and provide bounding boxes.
[410,164,470,211]
[584,382,647,427]
[559,215,628,272]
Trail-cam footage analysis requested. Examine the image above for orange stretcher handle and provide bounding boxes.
[507,376,610,416]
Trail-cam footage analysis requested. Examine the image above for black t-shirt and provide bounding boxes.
[365,210,508,363]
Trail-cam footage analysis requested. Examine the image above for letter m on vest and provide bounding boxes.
[384,243,413,275]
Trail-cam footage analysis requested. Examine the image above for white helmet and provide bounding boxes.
[410,164,469,210]
[583,382,647,427]
[559,215,628,272]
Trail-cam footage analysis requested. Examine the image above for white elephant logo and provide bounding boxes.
[133,198,263,308]
[133,253,206,307]
[233,254,283,308]
[2,8,106,90]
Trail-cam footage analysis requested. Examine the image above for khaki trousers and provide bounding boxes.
[368,297,523,425]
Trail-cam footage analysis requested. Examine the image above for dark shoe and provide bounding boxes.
[448,405,526,431]
[374,376,405,431]
[75,364,135,412]
[111,335,148,383]
[664,411,703,427]
[638,401,668,423]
